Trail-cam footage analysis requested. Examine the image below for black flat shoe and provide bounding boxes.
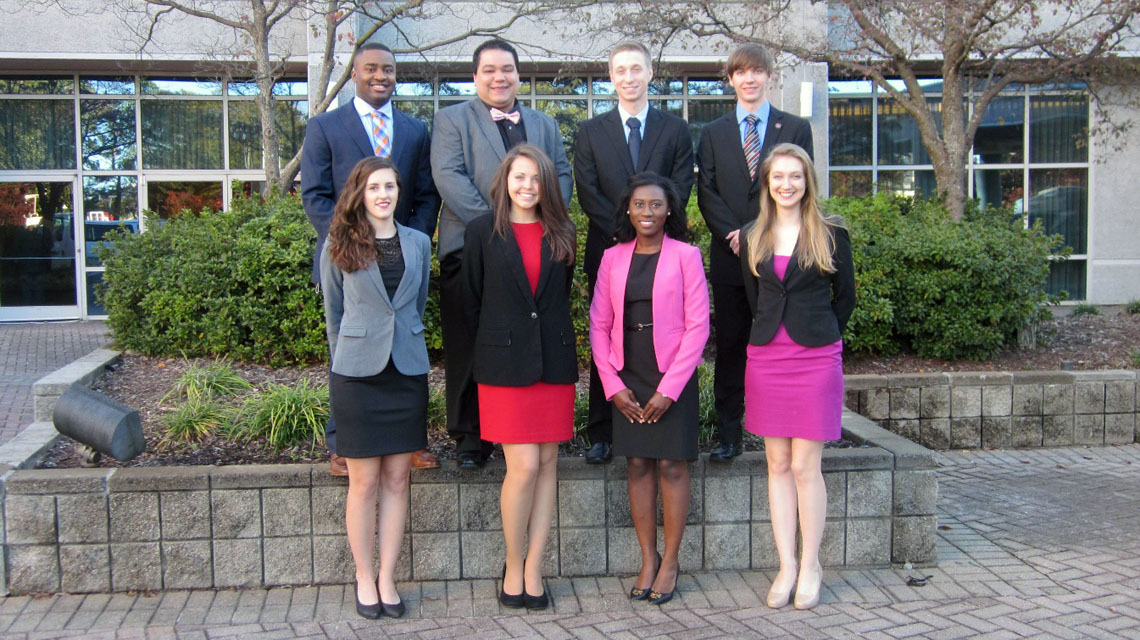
[630,551,662,600]
[355,579,381,619]
[499,564,525,608]
[708,441,742,463]
[380,599,406,618]
[524,586,550,610]
[585,441,612,464]
[457,451,488,469]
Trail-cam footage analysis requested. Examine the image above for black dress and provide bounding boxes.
[330,236,429,458]
[611,252,700,461]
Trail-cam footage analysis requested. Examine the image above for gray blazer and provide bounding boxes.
[320,224,432,377]
[431,98,573,260]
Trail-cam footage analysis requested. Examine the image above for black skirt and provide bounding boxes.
[330,359,428,458]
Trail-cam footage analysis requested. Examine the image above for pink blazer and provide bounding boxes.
[589,236,710,401]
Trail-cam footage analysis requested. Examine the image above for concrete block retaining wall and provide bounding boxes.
[845,370,1139,450]
[0,411,936,595]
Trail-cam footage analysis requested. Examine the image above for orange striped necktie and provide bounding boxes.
[370,110,391,158]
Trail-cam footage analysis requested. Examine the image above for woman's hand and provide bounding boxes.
[612,389,644,423]
[642,392,673,423]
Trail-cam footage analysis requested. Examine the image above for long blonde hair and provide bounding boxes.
[745,143,842,276]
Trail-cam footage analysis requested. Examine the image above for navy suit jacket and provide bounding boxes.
[302,101,441,283]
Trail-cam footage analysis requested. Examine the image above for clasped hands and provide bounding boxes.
[613,389,672,423]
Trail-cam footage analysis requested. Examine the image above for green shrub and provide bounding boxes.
[235,379,328,452]
[831,194,1066,360]
[163,359,251,404]
[163,398,230,441]
[1071,302,1101,317]
[696,363,716,445]
[1130,348,1140,367]
[427,382,447,431]
[1125,299,1140,315]
[97,190,325,366]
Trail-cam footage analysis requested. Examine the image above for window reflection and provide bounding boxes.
[228,100,307,170]
[0,100,76,170]
[141,101,223,169]
[973,96,1024,164]
[146,182,223,219]
[1030,95,1087,163]
[878,170,937,199]
[0,77,73,95]
[973,169,1022,211]
[1028,169,1087,253]
[0,182,76,307]
[82,100,136,171]
[878,98,941,165]
[829,171,873,198]
[829,98,872,166]
[80,77,135,95]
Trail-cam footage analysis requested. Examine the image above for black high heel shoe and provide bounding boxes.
[377,576,406,617]
[499,564,525,608]
[355,579,381,619]
[647,562,679,605]
[630,551,662,601]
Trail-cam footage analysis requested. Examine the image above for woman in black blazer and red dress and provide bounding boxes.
[463,144,578,610]
[740,143,855,610]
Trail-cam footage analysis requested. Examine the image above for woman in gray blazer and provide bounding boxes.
[321,157,432,620]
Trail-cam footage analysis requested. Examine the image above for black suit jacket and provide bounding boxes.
[461,215,579,386]
[741,224,856,347]
[697,106,813,286]
[301,102,441,283]
[574,106,694,279]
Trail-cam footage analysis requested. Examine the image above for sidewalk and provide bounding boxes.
[2,444,1138,639]
[0,320,108,445]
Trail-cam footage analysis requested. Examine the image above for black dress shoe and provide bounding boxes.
[499,564,525,608]
[355,579,381,619]
[457,451,487,469]
[524,585,550,610]
[708,441,742,463]
[585,441,612,464]
[380,599,406,618]
[647,585,676,605]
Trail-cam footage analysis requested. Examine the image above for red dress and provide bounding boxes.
[477,221,575,444]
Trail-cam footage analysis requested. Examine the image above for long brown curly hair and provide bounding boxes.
[327,156,402,272]
[488,144,575,265]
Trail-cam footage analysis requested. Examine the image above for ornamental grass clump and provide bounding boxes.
[163,359,251,404]
[163,397,231,442]
[235,379,329,452]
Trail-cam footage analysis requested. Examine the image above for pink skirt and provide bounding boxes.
[744,324,843,441]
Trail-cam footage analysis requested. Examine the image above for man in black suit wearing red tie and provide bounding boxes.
[697,43,814,462]
[574,41,694,464]
[302,42,441,474]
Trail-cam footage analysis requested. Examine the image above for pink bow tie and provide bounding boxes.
[490,108,520,124]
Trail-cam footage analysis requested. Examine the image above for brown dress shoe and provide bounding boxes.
[329,453,348,477]
[411,449,439,470]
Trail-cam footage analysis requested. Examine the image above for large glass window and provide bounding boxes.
[82,100,136,171]
[141,100,223,169]
[0,100,76,170]
[0,181,77,309]
[827,80,1091,300]
[229,99,308,170]
[147,181,223,219]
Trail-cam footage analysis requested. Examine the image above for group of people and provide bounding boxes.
[301,38,856,619]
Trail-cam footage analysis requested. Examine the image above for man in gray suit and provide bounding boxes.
[431,38,573,468]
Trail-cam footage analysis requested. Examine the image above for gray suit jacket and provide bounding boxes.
[431,98,573,259]
[320,223,432,377]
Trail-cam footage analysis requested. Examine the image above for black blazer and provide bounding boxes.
[301,102,441,283]
[741,224,856,347]
[462,215,579,386]
[697,106,813,286]
[574,106,694,279]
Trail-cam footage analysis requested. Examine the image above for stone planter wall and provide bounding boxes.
[0,411,936,596]
[845,370,1139,450]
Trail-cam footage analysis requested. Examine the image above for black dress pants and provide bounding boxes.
[712,281,751,446]
[585,270,613,446]
[439,252,492,455]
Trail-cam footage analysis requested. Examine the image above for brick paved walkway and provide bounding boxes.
[2,444,1138,638]
[0,320,108,444]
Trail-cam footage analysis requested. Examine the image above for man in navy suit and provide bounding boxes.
[574,41,694,464]
[302,42,441,474]
[697,43,814,463]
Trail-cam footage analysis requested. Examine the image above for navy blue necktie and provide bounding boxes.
[627,117,642,169]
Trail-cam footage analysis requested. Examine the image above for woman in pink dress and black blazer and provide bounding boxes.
[740,143,855,611]
[590,173,710,606]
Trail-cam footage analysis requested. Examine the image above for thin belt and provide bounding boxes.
[624,322,653,332]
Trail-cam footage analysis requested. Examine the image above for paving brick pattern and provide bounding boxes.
[0,321,108,444]
[2,444,1138,638]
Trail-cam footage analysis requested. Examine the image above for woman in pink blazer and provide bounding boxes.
[590,173,710,606]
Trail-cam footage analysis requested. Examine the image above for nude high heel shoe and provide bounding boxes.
[793,562,822,610]
[766,564,797,608]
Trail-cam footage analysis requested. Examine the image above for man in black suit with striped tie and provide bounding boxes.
[696,43,814,462]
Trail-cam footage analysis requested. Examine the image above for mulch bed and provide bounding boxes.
[39,312,1140,469]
